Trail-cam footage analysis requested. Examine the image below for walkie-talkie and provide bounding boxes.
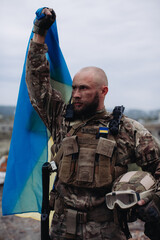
[109,105,125,135]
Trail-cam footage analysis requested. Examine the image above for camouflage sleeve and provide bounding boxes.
[123,117,160,179]
[26,40,66,139]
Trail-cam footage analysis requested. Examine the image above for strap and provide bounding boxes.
[51,145,63,166]
[67,121,85,136]
[117,209,132,239]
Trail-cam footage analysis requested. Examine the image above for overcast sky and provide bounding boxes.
[1,0,160,110]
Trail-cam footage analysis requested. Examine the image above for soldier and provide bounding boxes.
[26,7,160,240]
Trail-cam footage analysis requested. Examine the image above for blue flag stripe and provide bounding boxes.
[2,21,72,215]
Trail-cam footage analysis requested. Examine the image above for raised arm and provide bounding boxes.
[26,8,65,137]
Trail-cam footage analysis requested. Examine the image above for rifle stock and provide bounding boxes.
[41,162,52,240]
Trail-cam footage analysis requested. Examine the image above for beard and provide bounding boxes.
[73,92,99,120]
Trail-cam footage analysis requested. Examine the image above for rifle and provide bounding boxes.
[41,161,57,240]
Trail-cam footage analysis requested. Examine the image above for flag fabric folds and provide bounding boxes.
[2,21,72,215]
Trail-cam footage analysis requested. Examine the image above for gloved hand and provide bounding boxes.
[33,7,56,36]
[137,192,160,222]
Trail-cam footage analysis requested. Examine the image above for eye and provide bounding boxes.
[79,85,88,90]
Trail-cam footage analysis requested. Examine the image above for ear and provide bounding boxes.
[102,86,108,96]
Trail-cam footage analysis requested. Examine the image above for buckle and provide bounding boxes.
[78,212,87,223]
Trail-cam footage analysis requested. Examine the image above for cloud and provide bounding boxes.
[0,81,19,106]
[1,0,160,110]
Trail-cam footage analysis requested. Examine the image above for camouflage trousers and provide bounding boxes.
[50,213,127,240]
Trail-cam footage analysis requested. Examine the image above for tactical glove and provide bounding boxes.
[33,7,56,36]
[137,193,160,222]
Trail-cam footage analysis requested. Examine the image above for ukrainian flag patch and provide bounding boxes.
[99,127,109,134]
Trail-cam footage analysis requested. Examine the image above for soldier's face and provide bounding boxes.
[72,72,100,117]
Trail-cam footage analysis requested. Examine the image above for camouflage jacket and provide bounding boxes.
[26,40,160,211]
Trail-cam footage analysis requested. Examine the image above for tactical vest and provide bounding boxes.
[54,109,127,189]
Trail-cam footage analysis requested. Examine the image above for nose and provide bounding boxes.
[72,88,81,99]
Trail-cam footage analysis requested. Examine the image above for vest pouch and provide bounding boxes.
[59,136,78,183]
[76,147,95,184]
[95,137,116,187]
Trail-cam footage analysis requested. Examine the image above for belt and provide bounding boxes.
[64,205,113,224]
[64,206,113,236]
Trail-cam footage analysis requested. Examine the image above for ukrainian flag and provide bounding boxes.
[99,127,109,134]
[2,20,72,215]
